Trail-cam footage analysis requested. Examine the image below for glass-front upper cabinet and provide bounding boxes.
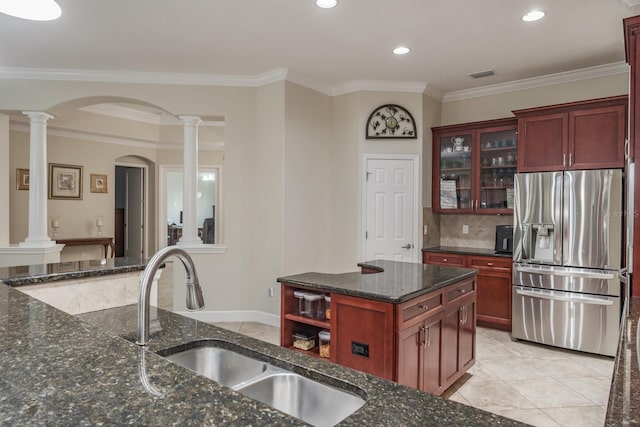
[478,128,517,213]
[437,133,474,212]
[432,118,517,214]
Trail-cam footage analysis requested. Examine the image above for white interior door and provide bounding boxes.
[126,168,144,259]
[364,158,416,262]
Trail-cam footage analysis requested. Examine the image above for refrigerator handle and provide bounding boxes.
[515,288,615,306]
[555,173,564,265]
[515,265,615,280]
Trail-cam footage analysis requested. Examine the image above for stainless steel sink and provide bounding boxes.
[164,346,268,387]
[161,343,365,426]
[236,372,365,427]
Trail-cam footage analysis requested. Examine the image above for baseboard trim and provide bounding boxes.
[173,310,280,328]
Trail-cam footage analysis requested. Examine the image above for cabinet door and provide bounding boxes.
[475,271,512,331]
[397,322,421,389]
[433,132,474,213]
[477,126,518,213]
[333,294,395,381]
[458,298,476,373]
[569,105,626,169]
[421,312,444,394]
[517,113,567,172]
[442,305,461,385]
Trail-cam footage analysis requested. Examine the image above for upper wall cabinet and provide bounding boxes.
[513,95,627,172]
[432,118,517,214]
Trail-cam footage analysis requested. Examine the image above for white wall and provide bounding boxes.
[0,114,9,245]
[329,91,425,271]
[283,82,332,274]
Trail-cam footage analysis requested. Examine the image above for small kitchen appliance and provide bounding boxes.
[495,225,513,254]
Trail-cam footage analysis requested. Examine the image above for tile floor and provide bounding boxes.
[211,321,614,427]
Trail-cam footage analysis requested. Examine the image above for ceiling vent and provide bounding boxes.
[469,69,495,79]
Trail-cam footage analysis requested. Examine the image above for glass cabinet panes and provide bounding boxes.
[432,118,517,214]
[478,130,517,211]
[439,134,473,210]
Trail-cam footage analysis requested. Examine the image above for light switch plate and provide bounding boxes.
[462,225,469,234]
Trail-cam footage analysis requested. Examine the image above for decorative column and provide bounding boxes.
[20,112,55,248]
[177,116,202,245]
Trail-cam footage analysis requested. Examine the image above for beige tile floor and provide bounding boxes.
[212,321,614,427]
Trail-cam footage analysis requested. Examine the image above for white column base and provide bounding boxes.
[0,244,63,267]
[19,238,57,248]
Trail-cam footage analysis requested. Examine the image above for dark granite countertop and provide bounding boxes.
[0,282,525,426]
[277,259,478,303]
[423,245,513,259]
[0,256,147,287]
[606,296,640,425]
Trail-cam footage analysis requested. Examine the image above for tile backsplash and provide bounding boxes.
[424,211,513,249]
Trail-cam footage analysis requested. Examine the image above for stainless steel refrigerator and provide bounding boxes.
[512,169,624,357]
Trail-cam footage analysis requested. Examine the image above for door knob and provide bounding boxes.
[401,243,413,249]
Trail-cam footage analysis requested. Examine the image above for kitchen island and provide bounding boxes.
[0,281,526,426]
[278,259,479,395]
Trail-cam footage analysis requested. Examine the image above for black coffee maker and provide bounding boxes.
[495,225,514,254]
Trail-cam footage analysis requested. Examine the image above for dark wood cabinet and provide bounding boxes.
[467,255,512,331]
[424,251,512,331]
[514,96,627,172]
[280,274,476,396]
[443,286,475,385]
[625,15,640,297]
[432,118,517,214]
[332,294,395,381]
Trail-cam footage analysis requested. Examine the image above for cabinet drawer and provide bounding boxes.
[399,291,443,325]
[446,279,476,304]
[423,252,465,267]
[467,256,511,271]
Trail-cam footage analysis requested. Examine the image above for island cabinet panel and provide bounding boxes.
[443,295,476,386]
[424,251,513,331]
[514,95,627,172]
[397,310,444,394]
[332,294,395,381]
[280,274,476,396]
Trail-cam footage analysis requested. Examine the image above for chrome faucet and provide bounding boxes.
[136,246,205,346]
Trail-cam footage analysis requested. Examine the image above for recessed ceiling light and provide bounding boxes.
[316,0,337,8]
[0,0,61,21]
[522,10,545,22]
[393,46,411,55]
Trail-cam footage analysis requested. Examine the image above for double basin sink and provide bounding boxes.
[158,341,365,426]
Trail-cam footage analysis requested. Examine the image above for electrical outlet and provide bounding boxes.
[462,224,469,234]
[423,225,428,235]
[268,287,274,297]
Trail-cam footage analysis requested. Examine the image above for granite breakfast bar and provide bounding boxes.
[0,258,526,426]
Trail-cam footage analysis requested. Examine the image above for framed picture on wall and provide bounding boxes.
[16,168,29,190]
[49,163,83,200]
[90,173,108,193]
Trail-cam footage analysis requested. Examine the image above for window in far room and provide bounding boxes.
[164,167,221,246]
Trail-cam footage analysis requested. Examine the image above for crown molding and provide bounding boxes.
[284,70,334,96]
[443,62,629,102]
[332,79,427,96]
[0,62,628,103]
[622,0,640,7]
[79,104,225,127]
[80,104,179,125]
[10,122,225,151]
[423,84,444,101]
[0,67,272,87]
